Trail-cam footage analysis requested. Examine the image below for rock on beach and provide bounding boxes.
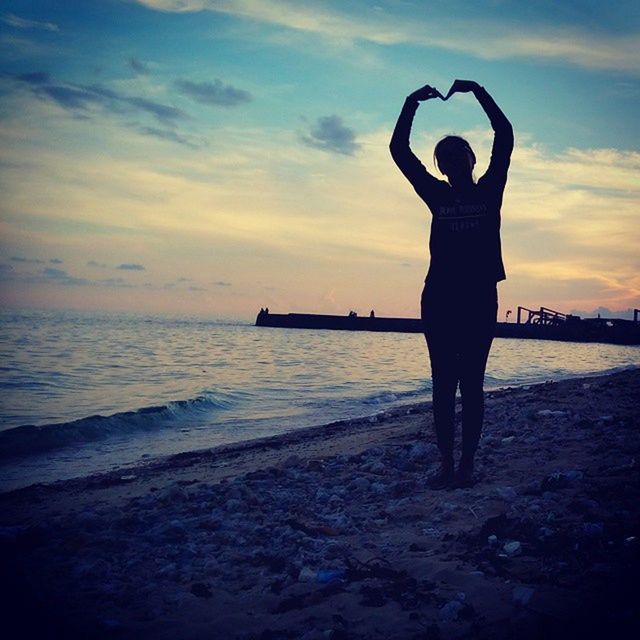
[1,368,639,639]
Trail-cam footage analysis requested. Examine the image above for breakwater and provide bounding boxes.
[255,310,640,345]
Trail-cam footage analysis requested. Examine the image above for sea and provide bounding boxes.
[1,309,639,492]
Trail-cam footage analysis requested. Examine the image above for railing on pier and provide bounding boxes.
[255,308,640,344]
[516,306,580,326]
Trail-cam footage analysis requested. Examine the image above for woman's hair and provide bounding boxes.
[433,135,476,175]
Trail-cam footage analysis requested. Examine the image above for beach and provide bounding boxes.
[1,367,639,639]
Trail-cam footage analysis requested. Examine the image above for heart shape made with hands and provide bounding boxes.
[443,81,478,101]
[415,80,479,103]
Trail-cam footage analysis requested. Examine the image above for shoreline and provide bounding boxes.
[2,364,637,497]
[2,367,639,639]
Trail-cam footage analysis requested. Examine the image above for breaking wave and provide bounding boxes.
[0,390,243,459]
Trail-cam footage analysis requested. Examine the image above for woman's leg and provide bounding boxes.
[422,283,459,487]
[456,287,497,484]
[458,331,494,467]
[424,328,458,466]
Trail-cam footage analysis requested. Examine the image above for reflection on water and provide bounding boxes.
[0,309,638,489]
[1,309,639,430]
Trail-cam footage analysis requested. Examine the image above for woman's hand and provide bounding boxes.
[444,79,480,100]
[408,84,444,102]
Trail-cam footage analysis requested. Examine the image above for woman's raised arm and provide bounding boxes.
[445,80,514,184]
[389,84,445,193]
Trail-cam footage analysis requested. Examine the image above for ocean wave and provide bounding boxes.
[360,364,640,407]
[361,384,431,406]
[484,363,640,389]
[0,390,242,459]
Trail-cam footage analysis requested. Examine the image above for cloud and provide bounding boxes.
[135,1,208,12]
[1,13,59,32]
[16,71,50,84]
[10,256,44,264]
[1,266,145,290]
[12,72,187,125]
[2,99,637,315]
[49,258,63,264]
[129,57,151,75]
[175,78,252,107]
[87,260,107,268]
[133,0,640,73]
[0,253,173,291]
[569,306,637,320]
[300,115,360,156]
[37,84,101,110]
[96,277,133,288]
[136,125,200,148]
[7,73,195,148]
[212,281,232,287]
[42,267,88,286]
[126,95,185,122]
[0,34,59,57]
[43,267,67,278]
[117,263,146,271]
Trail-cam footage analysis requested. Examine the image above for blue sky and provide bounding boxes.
[1,0,639,318]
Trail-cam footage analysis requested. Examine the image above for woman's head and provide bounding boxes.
[434,135,476,184]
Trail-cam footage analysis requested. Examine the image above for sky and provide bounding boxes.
[0,0,639,321]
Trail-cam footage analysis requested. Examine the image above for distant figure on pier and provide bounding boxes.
[348,310,358,318]
[370,310,375,318]
[390,79,513,489]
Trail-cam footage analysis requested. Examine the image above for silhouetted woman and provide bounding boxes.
[390,80,513,489]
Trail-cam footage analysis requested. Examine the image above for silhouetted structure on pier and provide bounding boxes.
[255,306,640,345]
[516,306,580,326]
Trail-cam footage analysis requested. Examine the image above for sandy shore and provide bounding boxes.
[1,368,639,639]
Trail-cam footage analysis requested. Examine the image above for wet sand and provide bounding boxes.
[1,368,639,639]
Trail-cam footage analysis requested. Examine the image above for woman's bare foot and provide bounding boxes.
[426,461,454,489]
[453,456,475,488]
